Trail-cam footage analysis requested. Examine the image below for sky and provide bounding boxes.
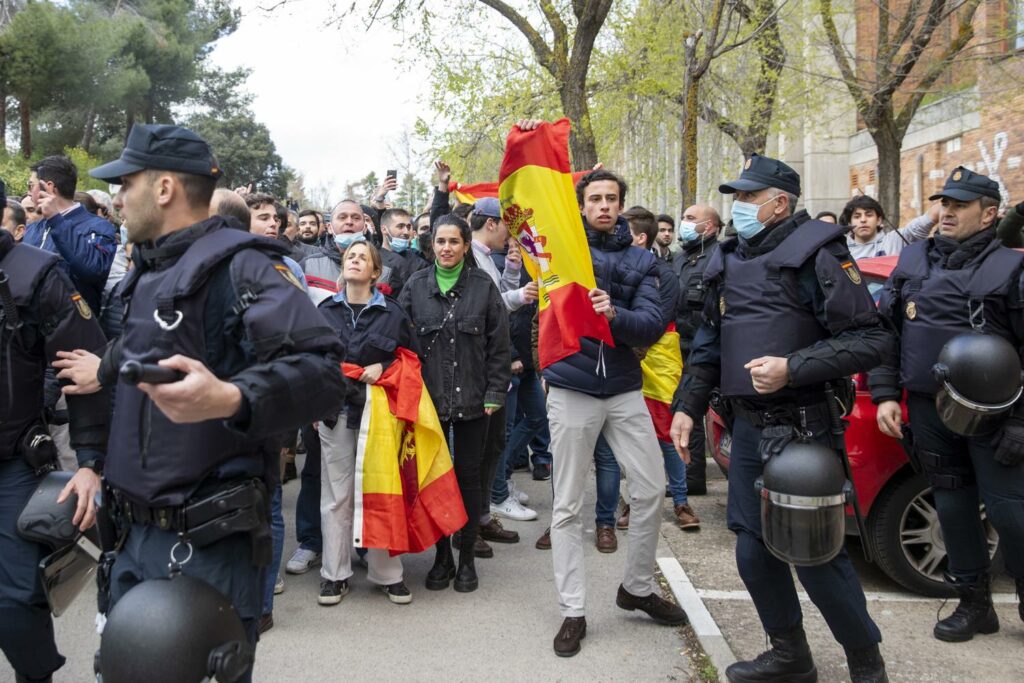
[210,0,433,203]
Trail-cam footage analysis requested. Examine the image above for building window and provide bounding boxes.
[946,136,962,154]
[1017,1,1024,50]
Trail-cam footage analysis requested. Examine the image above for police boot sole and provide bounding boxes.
[933,618,999,642]
[725,665,817,683]
[453,576,478,593]
[425,566,457,591]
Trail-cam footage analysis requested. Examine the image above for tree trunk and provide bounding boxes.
[80,106,96,153]
[0,88,6,154]
[560,68,597,170]
[18,98,30,158]
[872,120,903,225]
[679,61,700,213]
[125,111,135,142]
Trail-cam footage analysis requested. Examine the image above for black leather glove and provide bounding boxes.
[993,417,1024,466]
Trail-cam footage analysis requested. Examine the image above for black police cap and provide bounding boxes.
[719,153,801,197]
[90,124,222,184]
[928,166,1001,203]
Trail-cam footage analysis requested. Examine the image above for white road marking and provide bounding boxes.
[697,588,1020,604]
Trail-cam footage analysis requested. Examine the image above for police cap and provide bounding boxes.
[928,166,1001,203]
[90,124,222,184]
[719,153,801,197]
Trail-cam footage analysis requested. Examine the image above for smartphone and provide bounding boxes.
[386,169,397,183]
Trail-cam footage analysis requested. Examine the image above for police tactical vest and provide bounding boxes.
[105,226,290,506]
[675,239,719,347]
[0,242,62,457]
[894,239,1024,394]
[708,220,846,398]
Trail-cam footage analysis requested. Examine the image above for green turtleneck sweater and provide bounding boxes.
[435,260,464,294]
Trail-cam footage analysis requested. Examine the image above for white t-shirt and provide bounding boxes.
[846,213,934,260]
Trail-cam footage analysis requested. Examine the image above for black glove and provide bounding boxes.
[759,424,795,463]
[993,417,1024,466]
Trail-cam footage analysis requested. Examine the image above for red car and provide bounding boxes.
[706,255,999,597]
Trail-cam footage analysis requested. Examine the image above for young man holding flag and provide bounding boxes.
[499,119,688,658]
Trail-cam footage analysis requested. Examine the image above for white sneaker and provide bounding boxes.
[490,496,538,521]
[507,478,530,505]
[285,547,322,575]
[274,573,285,595]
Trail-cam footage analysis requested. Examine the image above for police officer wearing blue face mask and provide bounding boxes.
[669,154,895,683]
[67,125,346,682]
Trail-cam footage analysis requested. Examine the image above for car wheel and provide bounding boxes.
[868,471,999,598]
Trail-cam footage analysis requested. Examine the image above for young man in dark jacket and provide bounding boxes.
[543,167,687,657]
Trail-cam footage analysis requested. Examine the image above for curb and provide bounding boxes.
[657,556,736,683]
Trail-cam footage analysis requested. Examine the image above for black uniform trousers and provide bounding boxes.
[728,415,882,650]
[0,458,65,681]
[907,393,1024,581]
[109,523,264,683]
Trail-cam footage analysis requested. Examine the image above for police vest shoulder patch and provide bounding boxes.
[906,300,917,320]
[841,261,862,285]
[274,263,304,290]
[71,293,92,319]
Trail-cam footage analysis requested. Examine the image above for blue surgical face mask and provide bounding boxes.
[678,220,709,243]
[390,237,410,253]
[731,196,778,240]
[334,232,365,249]
[119,225,129,245]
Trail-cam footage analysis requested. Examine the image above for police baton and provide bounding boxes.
[119,360,185,385]
[824,381,873,563]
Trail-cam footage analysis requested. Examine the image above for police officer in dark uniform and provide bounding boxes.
[64,125,344,681]
[672,203,722,495]
[0,178,110,683]
[670,155,894,682]
[871,167,1024,641]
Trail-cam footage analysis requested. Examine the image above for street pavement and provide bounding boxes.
[43,457,694,683]
[663,469,1024,683]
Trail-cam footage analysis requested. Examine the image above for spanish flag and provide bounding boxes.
[343,349,467,554]
[448,181,498,205]
[642,324,683,443]
[498,118,614,368]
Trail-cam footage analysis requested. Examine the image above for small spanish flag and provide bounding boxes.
[498,118,614,368]
[343,349,467,554]
[641,323,683,443]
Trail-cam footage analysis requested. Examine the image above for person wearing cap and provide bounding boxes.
[670,153,894,682]
[871,166,1024,643]
[57,124,345,680]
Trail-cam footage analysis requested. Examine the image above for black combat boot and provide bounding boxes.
[424,537,455,590]
[725,625,817,682]
[933,573,999,642]
[453,553,478,593]
[844,644,888,683]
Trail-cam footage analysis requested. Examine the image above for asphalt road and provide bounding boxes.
[40,458,694,683]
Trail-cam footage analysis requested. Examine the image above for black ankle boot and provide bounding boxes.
[934,573,999,642]
[454,555,478,593]
[425,537,455,590]
[845,644,888,683]
[725,625,816,683]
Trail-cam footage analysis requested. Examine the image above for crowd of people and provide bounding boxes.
[1,120,1023,683]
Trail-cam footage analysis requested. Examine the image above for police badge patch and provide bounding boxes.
[274,264,304,290]
[906,301,917,320]
[719,295,726,315]
[841,261,862,285]
[744,158,752,170]
[953,170,962,181]
[71,294,92,320]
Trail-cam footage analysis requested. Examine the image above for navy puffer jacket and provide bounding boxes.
[542,217,665,396]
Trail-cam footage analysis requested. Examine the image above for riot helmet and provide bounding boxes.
[99,573,253,683]
[932,333,1023,436]
[755,438,851,566]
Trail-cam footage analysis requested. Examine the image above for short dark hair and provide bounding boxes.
[452,203,473,219]
[815,210,838,222]
[5,199,26,228]
[298,209,321,227]
[31,156,78,199]
[245,192,276,210]
[414,211,430,226]
[381,208,411,228]
[74,191,100,215]
[656,213,674,227]
[145,170,217,209]
[470,212,492,232]
[575,169,628,207]
[840,195,885,225]
[275,202,288,222]
[622,206,658,249]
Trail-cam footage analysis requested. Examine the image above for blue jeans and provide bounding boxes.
[295,424,322,553]
[262,484,284,616]
[594,434,621,527]
[661,440,689,506]
[492,371,549,503]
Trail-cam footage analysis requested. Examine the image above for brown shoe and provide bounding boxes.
[553,616,587,657]
[616,505,630,530]
[474,537,494,558]
[616,584,688,625]
[674,504,700,530]
[536,527,551,550]
[480,518,519,543]
[596,525,617,553]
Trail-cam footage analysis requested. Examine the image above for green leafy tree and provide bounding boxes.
[187,111,289,198]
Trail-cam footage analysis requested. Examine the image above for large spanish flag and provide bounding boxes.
[498,118,613,368]
[642,324,683,443]
[343,349,467,554]
[448,171,587,206]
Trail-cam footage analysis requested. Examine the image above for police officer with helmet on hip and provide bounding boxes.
[670,154,894,683]
[0,177,110,683]
[59,124,345,681]
[871,166,1024,642]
